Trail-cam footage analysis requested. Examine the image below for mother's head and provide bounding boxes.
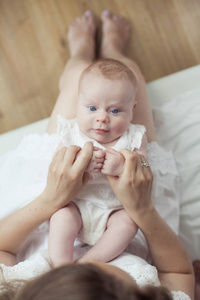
[1,263,172,300]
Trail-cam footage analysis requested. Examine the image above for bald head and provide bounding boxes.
[78,58,137,98]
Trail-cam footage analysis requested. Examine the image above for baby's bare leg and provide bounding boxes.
[46,11,96,134]
[100,11,156,142]
[78,209,138,263]
[49,202,82,268]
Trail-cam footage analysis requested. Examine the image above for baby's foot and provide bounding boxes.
[67,10,96,60]
[86,147,105,173]
[100,10,130,58]
[101,148,125,176]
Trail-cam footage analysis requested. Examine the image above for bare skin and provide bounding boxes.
[46,11,156,143]
[99,11,156,142]
[48,11,142,267]
[46,11,97,127]
[0,11,194,300]
[99,11,131,58]
[67,10,96,61]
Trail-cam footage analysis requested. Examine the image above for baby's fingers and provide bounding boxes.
[95,157,105,163]
[95,150,106,159]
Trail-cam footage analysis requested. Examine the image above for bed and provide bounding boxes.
[0,65,200,262]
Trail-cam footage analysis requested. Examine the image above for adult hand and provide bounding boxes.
[42,142,93,212]
[107,150,153,223]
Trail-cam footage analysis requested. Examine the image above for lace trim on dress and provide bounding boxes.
[147,142,179,175]
[129,124,146,150]
[119,263,160,287]
[0,254,51,282]
[57,115,73,145]
[0,252,191,300]
[171,291,191,300]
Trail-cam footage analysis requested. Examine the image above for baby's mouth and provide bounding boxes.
[93,128,109,134]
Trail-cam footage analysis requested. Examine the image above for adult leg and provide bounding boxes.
[100,11,156,142]
[78,210,138,263]
[46,11,96,134]
[49,203,82,268]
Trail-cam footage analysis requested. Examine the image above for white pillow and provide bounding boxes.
[153,89,200,261]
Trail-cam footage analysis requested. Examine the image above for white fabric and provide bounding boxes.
[0,253,50,281]
[153,89,200,261]
[57,115,146,151]
[1,84,200,300]
[0,251,190,300]
[126,141,180,262]
[0,133,179,262]
[0,133,60,220]
[57,116,146,244]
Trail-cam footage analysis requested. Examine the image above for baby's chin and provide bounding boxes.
[81,129,119,148]
[89,135,108,145]
[92,136,118,148]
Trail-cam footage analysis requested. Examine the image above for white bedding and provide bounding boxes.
[0,65,200,263]
[153,88,200,260]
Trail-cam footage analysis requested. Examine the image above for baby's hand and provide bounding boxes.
[86,147,105,173]
[101,149,125,176]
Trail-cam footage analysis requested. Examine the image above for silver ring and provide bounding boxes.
[141,161,151,168]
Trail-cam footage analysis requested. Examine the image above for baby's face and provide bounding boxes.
[77,74,136,148]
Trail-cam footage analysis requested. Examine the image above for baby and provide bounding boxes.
[48,59,148,267]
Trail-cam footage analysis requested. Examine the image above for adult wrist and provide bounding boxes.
[126,201,155,227]
[39,190,72,216]
[34,193,59,220]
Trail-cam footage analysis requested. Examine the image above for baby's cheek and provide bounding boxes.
[114,120,129,136]
[77,112,91,136]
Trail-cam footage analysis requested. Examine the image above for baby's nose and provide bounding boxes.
[96,111,109,123]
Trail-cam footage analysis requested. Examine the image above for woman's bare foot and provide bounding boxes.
[67,11,96,60]
[100,10,130,59]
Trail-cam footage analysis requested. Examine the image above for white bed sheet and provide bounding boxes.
[0,65,200,261]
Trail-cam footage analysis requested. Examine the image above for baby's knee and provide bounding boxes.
[121,215,138,234]
[109,210,138,234]
[50,203,81,228]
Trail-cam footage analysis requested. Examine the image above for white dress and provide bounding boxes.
[0,115,180,262]
[0,116,181,294]
[57,116,146,245]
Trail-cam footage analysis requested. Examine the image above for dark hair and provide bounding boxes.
[1,263,172,300]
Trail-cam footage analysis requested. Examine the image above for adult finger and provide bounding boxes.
[82,172,90,185]
[120,149,140,176]
[139,154,152,175]
[63,145,82,165]
[50,147,67,168]
[73,142,93,173]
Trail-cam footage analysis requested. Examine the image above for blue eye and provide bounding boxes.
[88,106,96,111]
[110,109,119,114]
